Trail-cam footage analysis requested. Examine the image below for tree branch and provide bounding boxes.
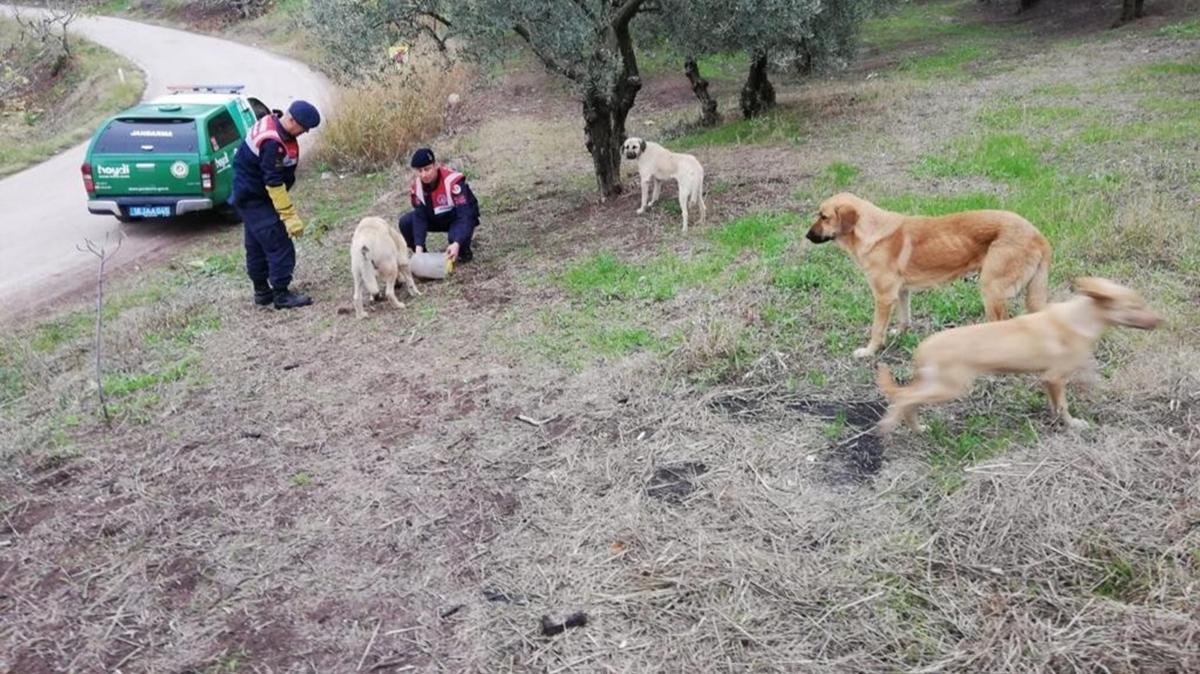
[513,24,583,82]
[610,0,643,28]
[426,10,453,28]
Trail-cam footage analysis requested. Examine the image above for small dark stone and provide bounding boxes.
[540,615,564,636]
[564,611,588,629]
[482,588,527,605]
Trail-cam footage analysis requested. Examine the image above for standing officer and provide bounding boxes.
[398,147,480,263]
[230,99,320,309]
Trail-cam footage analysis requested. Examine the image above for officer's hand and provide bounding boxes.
[446,242,460,262]
[284,215,305,239]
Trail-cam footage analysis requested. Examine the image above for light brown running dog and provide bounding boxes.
[875,277,1160,435]
[350,216,421,319]
[805,192,1053,357]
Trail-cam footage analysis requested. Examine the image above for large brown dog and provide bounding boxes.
[875,277,1159,435]
[805,192,1053,357]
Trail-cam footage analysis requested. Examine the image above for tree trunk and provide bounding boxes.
[1119,0,1145,22]
[1019,0,1039,11]
[583,91,623,198]
[740,50,775,119]
[581,4,642,200]
[684,58,720,127]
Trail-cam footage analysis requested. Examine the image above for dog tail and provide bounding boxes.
[876,364,900,400]
[358,244,380,296]
[1025,248,1051,313]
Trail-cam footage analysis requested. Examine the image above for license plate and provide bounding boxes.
[128,205,172,217]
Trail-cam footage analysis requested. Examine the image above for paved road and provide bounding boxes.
[0,6,331,324]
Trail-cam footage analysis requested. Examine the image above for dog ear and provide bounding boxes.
[835,204,858,233]
[1072,277,1116,304]
[639,139,646,153]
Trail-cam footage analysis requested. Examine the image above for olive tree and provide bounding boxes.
[307,0,652,199]
[651,0,876,120]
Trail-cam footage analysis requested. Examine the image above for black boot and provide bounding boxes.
[253,281,273,306]
[273,286,312,309]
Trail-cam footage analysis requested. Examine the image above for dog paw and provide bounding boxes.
[636,208,645,215]
[889,325,910,336]
[853,347,877,358]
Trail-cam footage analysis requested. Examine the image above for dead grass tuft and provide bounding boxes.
[315,65,472,172]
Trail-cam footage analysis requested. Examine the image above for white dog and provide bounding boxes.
[350,216,421,319]
[622,137,707,231]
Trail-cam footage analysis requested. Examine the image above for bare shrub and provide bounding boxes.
[314,65,470,172]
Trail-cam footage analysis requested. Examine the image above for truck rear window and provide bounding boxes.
[94,118,199,153]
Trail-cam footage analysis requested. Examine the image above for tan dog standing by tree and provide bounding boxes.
[805,192,1053,357]
[875,277,1160,435]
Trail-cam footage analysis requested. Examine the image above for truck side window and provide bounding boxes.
[207,110,241,150]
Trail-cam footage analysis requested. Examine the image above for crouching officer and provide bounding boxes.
[398,147,480,263]
[230,100,320,309]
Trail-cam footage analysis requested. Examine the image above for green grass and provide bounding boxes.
[978,104,1085,130]
[0,20,145,177]
[637,42,747,80]
[29,281,174,353]
[900,44,991,78]
[290,472,313,487]
[671,110,807,149]
[302,171,390,237]
[0,343,24,406]
[103,358,193,397]
[93,0,132,11]
[915,133,1054,183]
[514,303,672,370]
[190,251,243,277]
[862,0,993,49]
[560,212,797,304]
[540,212,802,369]
[1030,83,1081,97]
[1156,18,1200,38]
[1142,62,1200,76]
[824,162,860,189]
[908,131,1122,244]
[925,414,1038,492]
[144,311,222,348]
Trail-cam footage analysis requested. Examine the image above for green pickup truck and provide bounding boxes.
[82,84,273,222]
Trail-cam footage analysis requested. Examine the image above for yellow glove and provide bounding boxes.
[284,214,305,238]
[266,184,304,238]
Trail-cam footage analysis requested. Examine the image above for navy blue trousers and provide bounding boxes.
[235,198,295,289]
[398,210,474,257]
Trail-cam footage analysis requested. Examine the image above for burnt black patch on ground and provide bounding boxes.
[647,462,708,503]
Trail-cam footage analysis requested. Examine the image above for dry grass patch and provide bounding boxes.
[315,65,471,172]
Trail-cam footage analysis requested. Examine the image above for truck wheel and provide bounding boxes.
[215,205,242,223]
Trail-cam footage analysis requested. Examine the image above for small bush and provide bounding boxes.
[316,66,470,172]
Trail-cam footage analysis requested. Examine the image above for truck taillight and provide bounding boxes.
[200,162,214,192]
[81,162,95,194]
